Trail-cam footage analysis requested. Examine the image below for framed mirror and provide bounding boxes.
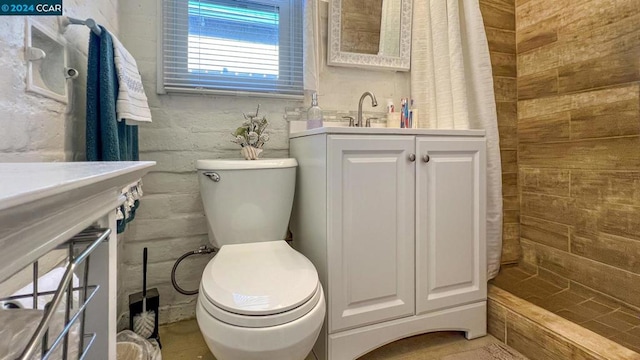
[328,0,412,71]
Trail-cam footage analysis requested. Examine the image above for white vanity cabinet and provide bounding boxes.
[290,128,487,360]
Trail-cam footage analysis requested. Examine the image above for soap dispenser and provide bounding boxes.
[307,92,323,129]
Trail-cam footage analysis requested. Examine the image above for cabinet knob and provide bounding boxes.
[423,155,430,163]
[409,154,416,162]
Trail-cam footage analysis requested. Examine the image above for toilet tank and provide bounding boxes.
[196,159,297,248]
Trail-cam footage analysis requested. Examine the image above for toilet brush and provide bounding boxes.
[132,248,155,338]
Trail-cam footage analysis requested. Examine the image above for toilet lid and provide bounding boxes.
[200,241,319,316]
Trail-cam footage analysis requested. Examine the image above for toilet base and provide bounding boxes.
[196,287,325,360]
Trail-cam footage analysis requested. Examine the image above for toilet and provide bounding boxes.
[195,158,325,360]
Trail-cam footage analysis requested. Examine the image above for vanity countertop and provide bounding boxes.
[289,126,486,139]
[0,161,155,283]
[0,162,155,211]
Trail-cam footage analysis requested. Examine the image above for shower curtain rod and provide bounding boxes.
[62,16,102,36]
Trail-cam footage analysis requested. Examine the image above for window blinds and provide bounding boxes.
[161,0,304,97]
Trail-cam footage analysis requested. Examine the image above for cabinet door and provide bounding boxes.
[327,135,415,333]
[415,137,486,314]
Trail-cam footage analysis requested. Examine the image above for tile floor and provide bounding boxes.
[159,319,519,360]
[491,265,640,353]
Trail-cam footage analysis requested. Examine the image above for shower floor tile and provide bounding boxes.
[565,302,614,321]
[581,320,621,339]
[629,326,640,338]
[611,332,640,354]
[491,265,640,355]
[595,311,638,332]
[579,300,616,315]
[536,290,588,312]
[556,309,593,324]
[616,310,640,327]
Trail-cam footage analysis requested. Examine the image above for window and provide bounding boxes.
[161,0,303,97]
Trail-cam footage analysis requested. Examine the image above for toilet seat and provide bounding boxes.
[199,241,321,328]
[199,283,322,328]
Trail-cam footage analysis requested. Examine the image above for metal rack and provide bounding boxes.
[0,227,110,360]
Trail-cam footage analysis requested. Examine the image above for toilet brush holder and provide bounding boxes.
[129,288,160,343]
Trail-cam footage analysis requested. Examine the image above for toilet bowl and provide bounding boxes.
[195,159,325,360]
[196,241,325,360]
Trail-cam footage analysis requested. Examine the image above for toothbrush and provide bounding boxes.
[409,99,414,128]
[400,99,406,128]
[404,98,409,128]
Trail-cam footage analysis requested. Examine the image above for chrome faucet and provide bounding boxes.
[357,92,378,127]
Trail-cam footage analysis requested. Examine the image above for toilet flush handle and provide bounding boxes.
[203,172,220,182]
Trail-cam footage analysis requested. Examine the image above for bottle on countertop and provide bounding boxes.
[306,92,323,129]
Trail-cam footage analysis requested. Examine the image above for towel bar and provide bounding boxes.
[59,16,102,36]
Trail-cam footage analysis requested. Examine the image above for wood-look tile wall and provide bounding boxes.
[480,0,520,263]
[516,0,640,309]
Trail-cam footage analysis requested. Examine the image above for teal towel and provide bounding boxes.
[86,26,139,162]
[86,26,140,233]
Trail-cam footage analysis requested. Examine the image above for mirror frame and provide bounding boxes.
[328,0,412,71]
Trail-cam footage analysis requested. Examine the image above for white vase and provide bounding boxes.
[241,146,263,160]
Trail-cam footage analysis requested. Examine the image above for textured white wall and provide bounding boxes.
[118,0,410,326]
[0,0,119,162]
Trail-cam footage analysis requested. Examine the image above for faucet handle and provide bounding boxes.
[365,117,379,127]
[342,116,356,127]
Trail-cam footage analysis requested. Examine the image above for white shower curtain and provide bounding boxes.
[411,0,503,279]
